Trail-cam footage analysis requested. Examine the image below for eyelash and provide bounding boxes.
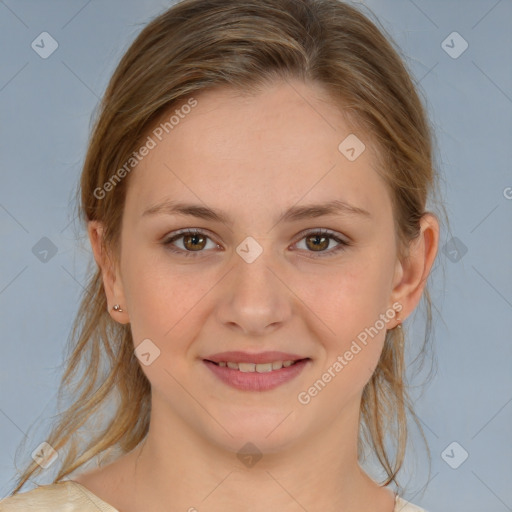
[162,228,350,259]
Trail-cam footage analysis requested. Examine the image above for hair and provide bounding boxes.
[9,0,447,498]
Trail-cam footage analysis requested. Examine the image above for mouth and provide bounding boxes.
[204,358,309,373]
[202,353,311,391]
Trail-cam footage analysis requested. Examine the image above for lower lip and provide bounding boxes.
[203,359,310,391]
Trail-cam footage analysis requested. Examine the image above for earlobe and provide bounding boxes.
[389,213,440,326]
[87,220,130,324]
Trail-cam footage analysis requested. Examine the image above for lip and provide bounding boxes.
[203,352,310,392]
[204,351,306,364]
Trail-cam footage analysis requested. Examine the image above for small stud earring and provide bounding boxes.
[396,315,402,329]
[112,304,123,312]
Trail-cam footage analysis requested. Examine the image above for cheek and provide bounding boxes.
[304,252,394,395]
[308,267,390,407]
[121,244,214,345]
[309,257,393,339]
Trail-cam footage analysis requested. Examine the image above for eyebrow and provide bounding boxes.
[142,199,371,225]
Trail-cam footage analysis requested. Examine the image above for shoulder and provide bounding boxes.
[0,480,117,512]
[395,496,428,512]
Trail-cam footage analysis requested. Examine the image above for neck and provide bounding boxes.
[108,395,395,512]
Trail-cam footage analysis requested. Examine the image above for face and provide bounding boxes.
[95,79,413,455]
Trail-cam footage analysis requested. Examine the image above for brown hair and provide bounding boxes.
[9,0,446,496]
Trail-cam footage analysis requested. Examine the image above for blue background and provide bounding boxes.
[1,1,511,510]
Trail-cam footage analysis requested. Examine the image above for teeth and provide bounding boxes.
[238,362,256,372]
[214,360,298,372]
[255,363,273,373]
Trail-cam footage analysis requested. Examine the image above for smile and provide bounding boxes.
[210,360,302,372]
[203,358,310,391]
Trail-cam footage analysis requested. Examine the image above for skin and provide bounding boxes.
[78,78,439,512]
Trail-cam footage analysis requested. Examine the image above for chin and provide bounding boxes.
[201,406,306,457]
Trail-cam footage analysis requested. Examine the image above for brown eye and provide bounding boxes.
[182,233,207,251]
[163,229,218,257]
[293,229,349,258]
[305,233,330,252]
[163,228,349,259]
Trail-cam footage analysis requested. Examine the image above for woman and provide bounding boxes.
[1,0,442,510]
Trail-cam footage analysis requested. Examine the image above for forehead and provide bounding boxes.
[124,79,390,222]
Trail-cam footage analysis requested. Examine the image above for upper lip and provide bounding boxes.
[204,351,308,364]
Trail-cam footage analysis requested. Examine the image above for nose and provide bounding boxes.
[214,245,293,336]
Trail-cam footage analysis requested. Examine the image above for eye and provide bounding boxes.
[292,228,350,258]
[162,228,220,257]
[162,228,350,258]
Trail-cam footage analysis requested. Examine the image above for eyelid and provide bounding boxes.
[292,227,350,246]
[162,227,222,249]
[162,227,218,242]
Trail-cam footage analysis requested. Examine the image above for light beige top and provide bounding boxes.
[0,480,427,511]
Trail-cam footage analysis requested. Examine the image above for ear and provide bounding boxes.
[87,220,130,324]
[389,212,439,326]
